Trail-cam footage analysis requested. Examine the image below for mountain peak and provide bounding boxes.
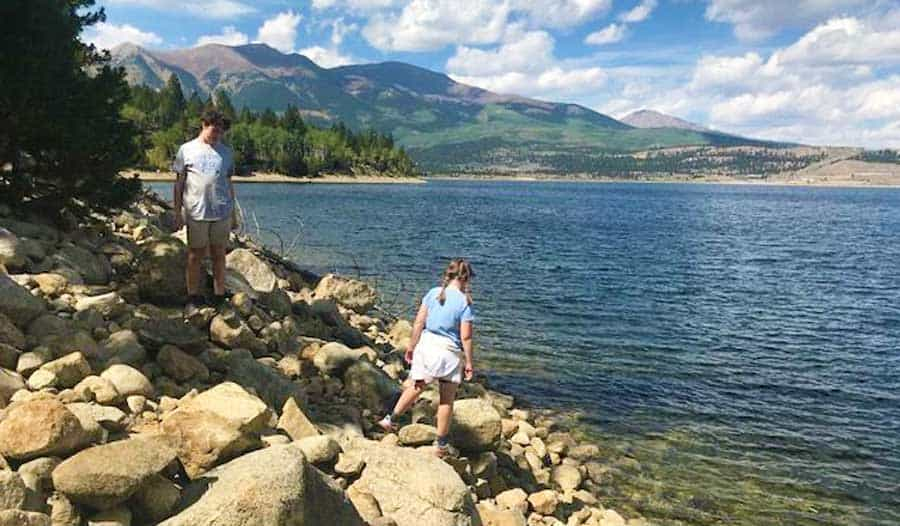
[621,109,708,132]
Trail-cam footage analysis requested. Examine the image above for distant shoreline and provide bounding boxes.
[426,173,900,189]
[125,170,425,185]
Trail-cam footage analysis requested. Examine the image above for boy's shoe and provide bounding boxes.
[184,295,207,318]
[376,416,398,433]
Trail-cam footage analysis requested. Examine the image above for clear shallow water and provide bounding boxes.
[153,181,900,525]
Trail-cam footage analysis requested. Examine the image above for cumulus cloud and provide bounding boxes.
[256,10,302,53]
[773,17,900,67]
[619,0,657,23]
[298,45,356,67]
[83,22,163,50]
[585,23,628,45]
[196,26,249,46]
[329,18,359,46]
[104,0,255,20]
[446,27,606,99]
[704,0,869,41]
[511,0,612,28]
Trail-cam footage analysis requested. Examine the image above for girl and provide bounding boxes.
[378,258,476,457]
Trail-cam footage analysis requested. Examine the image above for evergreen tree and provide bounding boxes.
[238,106,254,124]
[281,105,306,134]
[213,90,237,123]
[158,74,186,128]
[259,108,278,127]
[0,0,140,212]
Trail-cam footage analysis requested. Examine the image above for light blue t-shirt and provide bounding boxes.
[423,286,475,349]
[173,138,234,221]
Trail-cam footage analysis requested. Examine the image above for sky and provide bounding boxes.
[83,0,900,148]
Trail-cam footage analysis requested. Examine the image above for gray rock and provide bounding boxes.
[102,330,147,368]
[52,435,177,510]
[161,407,261,479]
[398,424,438,447]
[313,274,377,314]
[159,444,364,526]
[100,364,154,397]
[74,292,124,317]
[209,312,266,355]
[53,245,111,285]
[86,507,131,526]
[312,341,363,376]
[342,360,400,413]
[73,375,121,405]
[181,382,272,434]
[0,367,25,406]
[350,439,480,526]
[277,397,319,441]
[137,319,206,353]
[0,470,27,510]
[225,249,277,293]
[449,398,502,453]
[0,313,25,349]
[27,352,92,390]
[222,350,305,410]
[0,274,46,326]
[157,345,209,382]
[129,473,180,523]
[0,344,19,371]
[293,435,340,465]
[48,493,82,526]
[135,238,188,305]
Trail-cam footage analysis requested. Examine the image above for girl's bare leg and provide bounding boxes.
[435,381,459,438]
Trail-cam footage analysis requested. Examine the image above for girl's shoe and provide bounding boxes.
[434,441,459,459]
[376,416,398,433]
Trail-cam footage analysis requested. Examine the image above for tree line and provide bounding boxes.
[125,75,416,178]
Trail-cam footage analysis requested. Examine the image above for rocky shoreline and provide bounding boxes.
[0,192,643,526]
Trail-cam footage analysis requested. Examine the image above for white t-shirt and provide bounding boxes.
[172,138,234,221]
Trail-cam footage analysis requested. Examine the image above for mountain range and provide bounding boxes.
[111,42,780,172]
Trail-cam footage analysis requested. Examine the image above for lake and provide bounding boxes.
[152,180,900,525]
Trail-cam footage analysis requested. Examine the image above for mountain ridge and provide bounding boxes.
[110,42,783,171]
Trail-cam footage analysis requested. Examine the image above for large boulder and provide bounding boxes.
[350,439,481,526]
[475,502,526,526]
[100,364,153,397]
[181,382,272,434]
[0,399,92,460]
[157,345,209,382]
[0,274,46,326]
[342,360,400,413]
[0,470,27,510]
[51,435,177,509]
[102,330,147,367]
[0,313,25,349]
[135,238,188,304]
[449,398,502,453]
[314,274,377,314]
[277,398,319,441]
[161,407,261,479]
[225,249,277,293]
[159,444,365,526]
[26,352,92,390]
[312,342,364,376]
[52,244,112,285]
[137,318,207,353]
[222,350,306,410]
[292,435,340,465]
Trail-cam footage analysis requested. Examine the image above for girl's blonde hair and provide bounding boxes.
[438,258,475,306]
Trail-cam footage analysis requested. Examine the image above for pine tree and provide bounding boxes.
[158,74,186,128]
[259,108,278,127]
[281,104,306,134]
[213,90,237,123]
[0,0,140,212]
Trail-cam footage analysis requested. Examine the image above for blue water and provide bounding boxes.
[152,181,900,525]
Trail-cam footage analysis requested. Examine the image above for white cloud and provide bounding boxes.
[511,0,613,28]
[83,22,163,50]
[298,45,356,67]
[312,0,400,9]
[774,17,900,67]
[104,0,255,19]
[619,0,657,23]
[363,0,510,51]
[196,26,249,46]
[585,23,627,45]
[447,27,606,99]
[704,0,868,41]
[256,10,302,53]
[329,18,359,46]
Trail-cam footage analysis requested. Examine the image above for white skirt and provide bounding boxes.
[410,331,463,384]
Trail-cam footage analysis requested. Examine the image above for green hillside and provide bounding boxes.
[110,43,782,173]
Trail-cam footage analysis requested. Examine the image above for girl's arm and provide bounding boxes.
[405,302,428,363]
[460,320,474,380]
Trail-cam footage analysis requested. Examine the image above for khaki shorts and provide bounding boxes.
[186,217,230,249]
